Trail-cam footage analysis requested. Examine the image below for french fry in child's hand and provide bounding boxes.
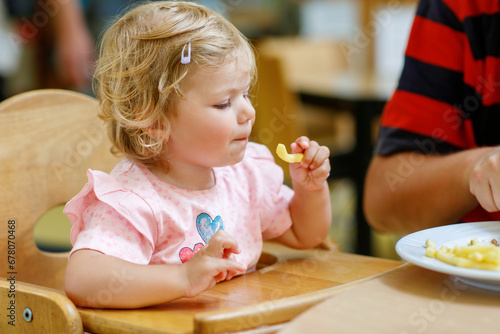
[276,143,303,163]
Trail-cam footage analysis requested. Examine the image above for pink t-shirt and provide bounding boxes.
[64,142,294,270]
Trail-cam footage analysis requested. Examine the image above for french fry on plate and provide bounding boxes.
[425,238,500,271]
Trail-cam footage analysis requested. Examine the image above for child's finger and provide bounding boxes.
[291,136,311,153]
[204,229,241,258]
[213,258,246,282]
[226,269,238,281]
[214,270,227,282]
[307,161,331,180]
[308,146,330,170]
[298,140,321,169]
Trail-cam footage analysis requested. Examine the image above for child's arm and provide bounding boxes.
[64,230,245,309]
[274,137,332,249]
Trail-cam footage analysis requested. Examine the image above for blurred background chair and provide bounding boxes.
[0,89,120,332]
[251,51,306,184]
[253,36,356,156]
[251,38,357,252]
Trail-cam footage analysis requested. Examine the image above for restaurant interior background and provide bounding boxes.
[1,0,418,259]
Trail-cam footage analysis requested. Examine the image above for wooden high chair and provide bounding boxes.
[0,89,121,333]
[0,89,352,334]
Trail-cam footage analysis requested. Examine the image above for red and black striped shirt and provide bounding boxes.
[375,0,500,222]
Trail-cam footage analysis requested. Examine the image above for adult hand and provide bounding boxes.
[469,146,500,212]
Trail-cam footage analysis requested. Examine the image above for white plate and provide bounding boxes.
[395,221,500,290]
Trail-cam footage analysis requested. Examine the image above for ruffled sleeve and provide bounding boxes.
[64,169,158,264]
[244,143,294,240]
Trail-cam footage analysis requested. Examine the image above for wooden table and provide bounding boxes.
[78,243,401,334]
[279,262,500,333]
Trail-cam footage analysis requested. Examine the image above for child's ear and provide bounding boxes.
[143,123,170,143]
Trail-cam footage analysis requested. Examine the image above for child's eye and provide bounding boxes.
[214,102,231,109]
[244,93,254,102]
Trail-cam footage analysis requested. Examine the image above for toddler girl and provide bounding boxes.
[64,1,332,309]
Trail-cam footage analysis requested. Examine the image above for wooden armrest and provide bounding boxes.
[0,278,83,333]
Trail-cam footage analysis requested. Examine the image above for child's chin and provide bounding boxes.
[230,150,247,165]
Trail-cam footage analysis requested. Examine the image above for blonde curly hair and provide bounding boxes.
[94,1,256,167]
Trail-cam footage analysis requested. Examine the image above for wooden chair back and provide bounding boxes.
[0,279,84,332]
[0,89,120,291]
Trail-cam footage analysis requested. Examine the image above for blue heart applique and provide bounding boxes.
[196,213,224,243]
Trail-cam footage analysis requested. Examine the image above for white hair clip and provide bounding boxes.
[181,42,191,64]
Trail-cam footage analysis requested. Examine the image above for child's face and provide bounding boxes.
[166,55,255,169]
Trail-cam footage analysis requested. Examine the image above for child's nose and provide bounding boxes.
[238,100,255,124]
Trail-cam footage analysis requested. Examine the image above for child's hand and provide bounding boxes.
[182,229,246,298]
[289,136,331,191]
